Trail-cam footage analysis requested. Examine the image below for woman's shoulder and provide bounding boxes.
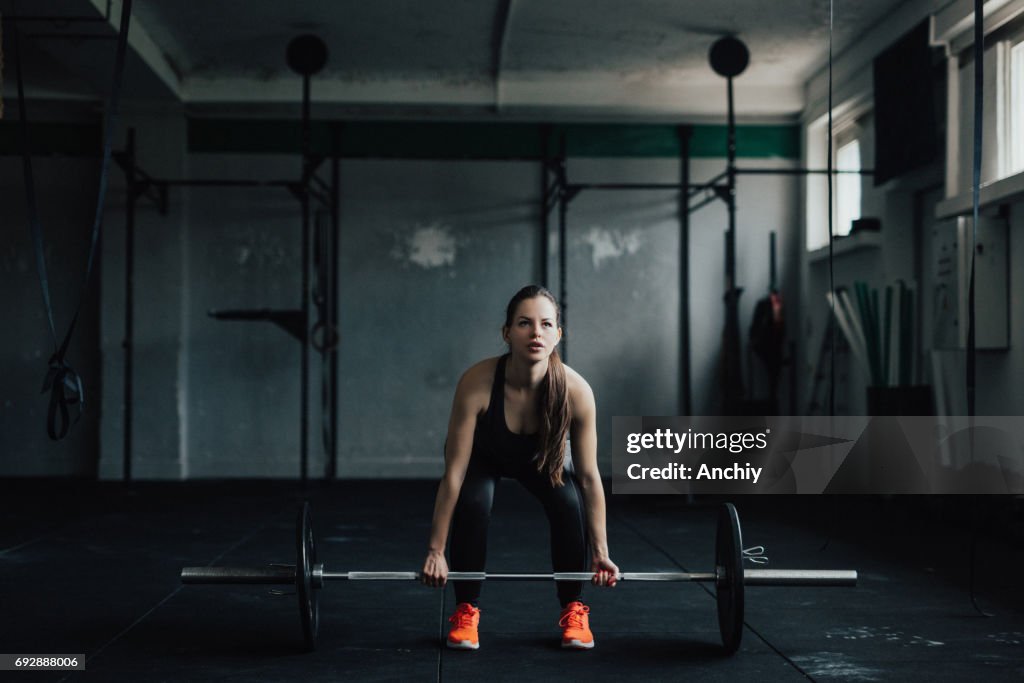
[562,363,595,401]
[457,356,502,392]
[451,357,501,415]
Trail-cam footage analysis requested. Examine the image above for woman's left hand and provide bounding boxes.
[590,555,620,587]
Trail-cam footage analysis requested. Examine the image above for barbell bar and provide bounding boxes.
[180,569,856,584]
[318,570,855,583]
[180,502,857,655]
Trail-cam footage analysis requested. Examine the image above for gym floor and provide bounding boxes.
[2,480,1022,682]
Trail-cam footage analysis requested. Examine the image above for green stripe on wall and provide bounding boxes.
[0,122,101,156]
[188,120,799,159]
[690,125,801,158]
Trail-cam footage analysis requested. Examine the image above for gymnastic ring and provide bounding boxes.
[310,321,340,353]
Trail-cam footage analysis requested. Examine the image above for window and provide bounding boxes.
[804,112,868,252]
[989,12,1024,180]
[938,0,1024,195]
[835,138,862,237]
[1008,38,1024,175]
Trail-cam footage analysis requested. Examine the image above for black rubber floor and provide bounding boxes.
[1,481,1022,682]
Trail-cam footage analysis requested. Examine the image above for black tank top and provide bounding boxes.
[472,354,540,464]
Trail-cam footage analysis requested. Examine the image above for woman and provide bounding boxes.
[420,285,619,651]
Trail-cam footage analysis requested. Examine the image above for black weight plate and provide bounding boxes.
[297,501,319,651]
[716,502,744,655]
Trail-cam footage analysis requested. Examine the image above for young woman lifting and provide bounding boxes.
[420,285,619,650]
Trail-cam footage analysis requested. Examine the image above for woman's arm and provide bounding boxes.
[421,365,485,587]
[568,372,619,586]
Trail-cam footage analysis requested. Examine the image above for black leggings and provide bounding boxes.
[449,451,589,607]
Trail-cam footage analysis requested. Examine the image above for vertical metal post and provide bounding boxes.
[540,125,551,287]
[788,339,797,414]
[677,125,692,416]
[557,155,568,364]
[300,74,311,483]
[123,128,136,482]
[552,131,569,362]
[727,77,737,290]
[328,124,341,482]
[722,76,745,414]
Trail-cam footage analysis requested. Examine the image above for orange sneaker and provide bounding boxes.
[558,601,594,649]
[447,603,480,650]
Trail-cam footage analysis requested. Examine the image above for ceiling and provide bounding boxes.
[3,0,917,121]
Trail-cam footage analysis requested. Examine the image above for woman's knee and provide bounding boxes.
[545,479,584,515]
[454,484,494,520]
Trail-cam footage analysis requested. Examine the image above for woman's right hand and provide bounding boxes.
[421,550,449,588]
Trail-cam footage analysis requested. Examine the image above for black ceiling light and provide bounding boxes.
[287,34,328,76]
[709,36,749,78]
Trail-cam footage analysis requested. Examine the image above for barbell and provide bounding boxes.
[180,502,857,655]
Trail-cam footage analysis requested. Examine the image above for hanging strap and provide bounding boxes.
[966,0,990,620]
[967,0,981,419]
[827,0,835,417]
[14,0,134,440]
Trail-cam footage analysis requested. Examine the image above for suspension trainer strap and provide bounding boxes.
[15,0,134,440]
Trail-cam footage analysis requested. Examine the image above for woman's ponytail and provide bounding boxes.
[537,348,571,486]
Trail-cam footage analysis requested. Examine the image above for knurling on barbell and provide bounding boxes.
[179,501,857,653]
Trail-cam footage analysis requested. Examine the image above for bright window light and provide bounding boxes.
[836,139,861,237]
[1010,40,1024,175]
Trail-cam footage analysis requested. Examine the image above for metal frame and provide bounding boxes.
[539,117,875,416]
[114,119,341,483]
[539,125,705,413]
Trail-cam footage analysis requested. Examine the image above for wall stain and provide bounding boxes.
[391,222,457,269]
[579,226,642,269]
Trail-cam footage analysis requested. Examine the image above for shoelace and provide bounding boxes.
[559,604,590,629]
[449,608,478,629]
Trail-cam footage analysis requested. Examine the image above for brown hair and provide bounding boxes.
[504,285,571,487]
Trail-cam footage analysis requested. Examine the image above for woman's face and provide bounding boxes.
[503,296,562,360]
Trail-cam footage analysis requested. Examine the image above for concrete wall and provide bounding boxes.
[98,107,188,480]
[156,152,797,478]
[336,160,538,476]
[564,157,800,454]
[179,154,305,478]
[3,117,801,478]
